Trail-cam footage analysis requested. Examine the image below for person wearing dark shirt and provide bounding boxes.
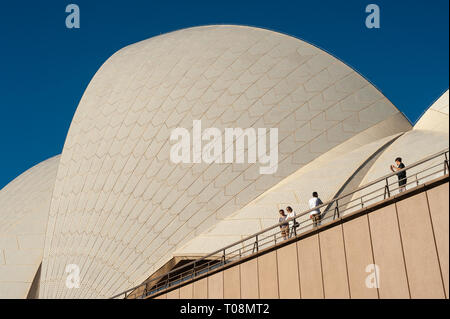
[390,157,407,193]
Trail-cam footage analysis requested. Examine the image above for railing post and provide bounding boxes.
[293,218,297,237]
[445,153,449,175]
[253,235,259,253]
[222,249,226,265]
[333,199,340,220]
[384,177,391,199]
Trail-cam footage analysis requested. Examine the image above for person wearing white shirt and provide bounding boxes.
[286,206,297,237]
[308,192,323,228]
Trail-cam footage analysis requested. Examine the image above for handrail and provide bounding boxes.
[111,147,449,299]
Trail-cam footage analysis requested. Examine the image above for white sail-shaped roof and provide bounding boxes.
[0,155,60,298]
[36,25,411,298]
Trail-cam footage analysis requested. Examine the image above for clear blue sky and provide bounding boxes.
[0,0,448,189]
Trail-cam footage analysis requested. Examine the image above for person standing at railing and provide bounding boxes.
[278,209,289,241]
[390,157,407,193]
[309,192,323,228]
[286,206,299,238]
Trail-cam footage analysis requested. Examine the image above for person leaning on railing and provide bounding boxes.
[309,192,323,228]
[278,209,289,241]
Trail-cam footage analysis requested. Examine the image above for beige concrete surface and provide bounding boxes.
[179,282,193,299]
[257,251,279,299]
[193,277,208,299]
[167,287,180,299]
[342,215,378,299]
[207,271,224,299]
[319,225,350,298]
[223,265,240,299]
[426,183,449,298]
[240,258,259,299]
[297,234,324,299]
[368,204,410,298]
[276,243,301,299]
[396,192,445,299]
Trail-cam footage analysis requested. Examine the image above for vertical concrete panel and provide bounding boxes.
[257,251,279,299]
[179,283,193,299]
[193,278,208,299]
[223,265,240,299]
[368,204,409,298]
[426,183,449,298]
[208,272,224,299]
[297,235,324,299]
[343,215,378,299]
[167,288,180,299]
[319,225,350,299]
[396,192,445,299]
[277,243,301,299]
[240,259,259,299]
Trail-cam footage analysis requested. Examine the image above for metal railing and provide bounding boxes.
[111,148,449,299]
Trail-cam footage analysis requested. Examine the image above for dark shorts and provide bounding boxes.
[399,178,407,186]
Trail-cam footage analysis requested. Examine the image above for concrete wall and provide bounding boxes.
[152,180,449,299]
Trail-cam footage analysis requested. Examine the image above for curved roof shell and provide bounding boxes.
[173,132,404,257]
[350,90,449,208]
[38,25,410,298]
[0,155,60,299]
[415,90,449,132]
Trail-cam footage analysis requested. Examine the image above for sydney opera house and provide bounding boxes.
[0,25,448,299]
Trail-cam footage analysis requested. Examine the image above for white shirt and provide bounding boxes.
[309,197,322,217]
[287,211,296,227]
